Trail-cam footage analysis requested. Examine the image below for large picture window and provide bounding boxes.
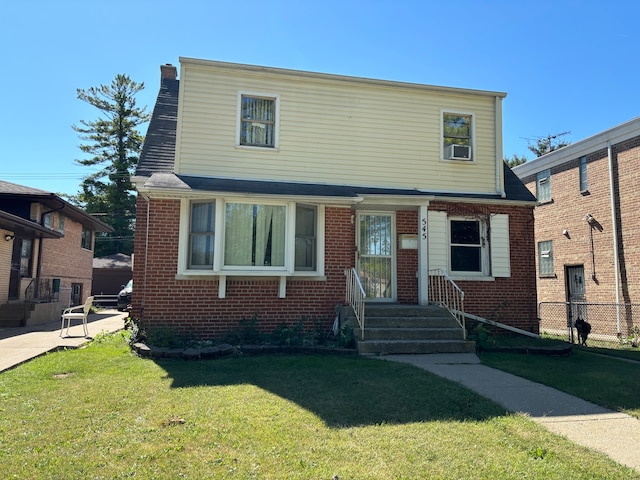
[240,95,276,148]
[184,200,322,276]
[450,219,483,273]
[224,203,286,267]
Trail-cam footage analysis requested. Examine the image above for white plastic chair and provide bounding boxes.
[60,296,93,337]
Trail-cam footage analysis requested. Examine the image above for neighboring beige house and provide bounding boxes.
[130,58,537,352]
[0,181,112,326]
[513,117,640,339]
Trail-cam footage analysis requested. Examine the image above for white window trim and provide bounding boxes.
[236,91,280,150]
[178,198,324,278]
[448,216,488,278]
[440,109,476,163]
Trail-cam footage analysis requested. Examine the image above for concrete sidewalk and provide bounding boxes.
[0,310,126,372]
[382,353,640,472]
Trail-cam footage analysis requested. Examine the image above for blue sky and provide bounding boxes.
[1,0,639,196]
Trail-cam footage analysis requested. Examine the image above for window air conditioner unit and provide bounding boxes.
[445,144,472,160]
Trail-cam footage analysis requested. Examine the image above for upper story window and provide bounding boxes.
[81,226,92,250]
[536,169,551,202]
[57,214,65,233]
[43,213,53,229]
[579,156,588,193]
[442,112,473,161]
[450,218,486,274]
[239,94,278,148]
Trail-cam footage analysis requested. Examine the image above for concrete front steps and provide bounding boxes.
[353,304,475,355]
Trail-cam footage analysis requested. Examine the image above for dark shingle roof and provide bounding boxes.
[0,180,113,232]
[136,78,179,177]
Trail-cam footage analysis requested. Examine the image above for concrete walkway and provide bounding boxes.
[382,353,640,472]
[0,310,126,372]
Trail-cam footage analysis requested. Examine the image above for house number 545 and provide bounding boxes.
[421,218,427,239]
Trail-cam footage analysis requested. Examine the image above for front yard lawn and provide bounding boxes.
[1,332,638,479]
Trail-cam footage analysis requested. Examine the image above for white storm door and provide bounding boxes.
[357,212,396,302]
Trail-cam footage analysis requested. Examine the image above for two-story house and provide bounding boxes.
[513,117,640,342]
[131,59,537,347]
[0,181,113,326]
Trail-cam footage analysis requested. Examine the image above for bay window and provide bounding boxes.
[183,199,322,276]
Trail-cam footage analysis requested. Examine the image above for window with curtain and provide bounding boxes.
[224,203,286,267]
[240,95,276,147]
[189,202,215,269]
[295,205,316,271]
[450,219,483,273]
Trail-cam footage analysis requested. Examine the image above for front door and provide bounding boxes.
[357,213,395,302]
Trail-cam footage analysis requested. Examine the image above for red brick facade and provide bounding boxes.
[520,134,640,306]
[133,197,538,338]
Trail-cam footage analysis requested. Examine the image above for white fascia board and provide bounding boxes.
[513,117,640,178]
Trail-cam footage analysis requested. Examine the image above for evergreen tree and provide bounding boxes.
[73,74,149,256]
[504,154,528,168]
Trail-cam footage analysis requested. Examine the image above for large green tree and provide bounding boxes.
[73,74,149,256]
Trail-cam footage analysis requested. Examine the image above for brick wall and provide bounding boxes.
[429,201,538,332]
[521,135,640,307]
[39,212,94,304]
[133,198,355,338]
[134,197,537,337]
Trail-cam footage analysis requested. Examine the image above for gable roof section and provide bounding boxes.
[135,77,179,177]
[0,180,113,233]
[137,62,534,204]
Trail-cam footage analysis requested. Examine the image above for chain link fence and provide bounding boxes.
[539,302,640,349]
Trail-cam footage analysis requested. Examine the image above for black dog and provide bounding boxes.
[574,318,592,346]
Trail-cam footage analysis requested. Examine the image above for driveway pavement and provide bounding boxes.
[383,353,640,472]
[0,310,126,372]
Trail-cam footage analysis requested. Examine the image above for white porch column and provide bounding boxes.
[418,204,429,305]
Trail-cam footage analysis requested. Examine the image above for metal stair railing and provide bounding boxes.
[345,268,366,339]
[428,268,466,339]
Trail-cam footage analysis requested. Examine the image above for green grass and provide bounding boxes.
[480,342,640,419]
[1,332,638,479]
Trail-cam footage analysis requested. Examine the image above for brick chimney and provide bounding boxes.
[160,63,177,80]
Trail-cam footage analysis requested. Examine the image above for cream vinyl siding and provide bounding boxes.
[490,214,510,277]
[175,62,501,194]
[427,211,448,271]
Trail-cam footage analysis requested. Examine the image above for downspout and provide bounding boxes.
[607,141,622,334]
[495,96,506,198]
[139,192,151,323]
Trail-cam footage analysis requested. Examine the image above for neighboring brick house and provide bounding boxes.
[0,181,112,326]
[513,117,640,338]
[131,58,538,342]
